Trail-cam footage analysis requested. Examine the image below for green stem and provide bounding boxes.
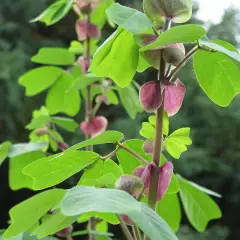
[169,45,199,81]
[118,215,134,240]
[147,102,164,209]
[92,100,102,116]
[118,143,149,165]
[66,235,73,240]
[144,19,171,240]
[101,146,120,160]
[84,12,95,240]
[132,225,142,240]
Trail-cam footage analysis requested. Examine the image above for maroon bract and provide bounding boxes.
[133,161,173,201]
[139,81,162,112]
[56,225,73,238]
[133,163,153,189]
[75,20,100,41]
[78,56,90,74]
[164,79,186,117]
[80,116,108,137]
[157,161,173,200]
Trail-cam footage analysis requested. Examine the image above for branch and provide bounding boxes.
[132,225,142,240]
[101,146,120,160]
[118,215,134,240]
[118,143,149,165]
[169,45,199,81]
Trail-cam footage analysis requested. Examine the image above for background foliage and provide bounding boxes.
[0,0,240,239]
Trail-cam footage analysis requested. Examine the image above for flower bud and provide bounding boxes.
[35,127,48,136]
[163,44,185,66]
[143,0,192,23]
[56,225,73,238]
[78,56,90,75]
[139,81,163,113]
[143,0,165,24]
[76,1,92,15]
[75,20,101,41]
[157,161,173,200]
[164,79,186,117]
[57,141,69,151]
[115,175,144,198]
[80,116,108,137]
[143,139,154,155]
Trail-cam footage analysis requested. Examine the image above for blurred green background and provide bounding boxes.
[0,0,240,239]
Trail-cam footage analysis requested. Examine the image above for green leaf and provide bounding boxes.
[32,106,50,118]
[31,48,75,65]
[68,41,84,54]
[69,131,124,151]
[23,151,99,190]
[68,74,102,91]
[48,130,64,152]
[164,128,192,159]
[105,90,119,105]
[90,27,123,73]
[193,40,240,107]
[61,187,178,240]
[95,173,117,187]
[139,122,156,139]
[0,141,12,166]
[149,113,169,136]
[103,159,122,178]
[91,0,115,28]
[140,113,169,139]
[26,115,51,130]
[140,24,206,51]
[79,159,122,188]
[96,221,108,233]
[46,72,81,116]
[29,132,49,152]
[117,139,151,174]
[78,212,119,225]
[118,84,142,119]
[8,142,48,158]
[19,67,63,96]
[30,0,73,26]
[167,174,180,194]
[178,175,222,232]
[186,180,222,198]
[90,28,139,87]
[9,151,45,190]
[51,117,79,132]
[200,39,240,63]
[156,194,181,232]
[81,87,102,101]
[106,3,153,34]
[4,189,66,238]
[78,159,104,185]
[1,232,23,240]
[137,53,151,72]
[31,210,78,238]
